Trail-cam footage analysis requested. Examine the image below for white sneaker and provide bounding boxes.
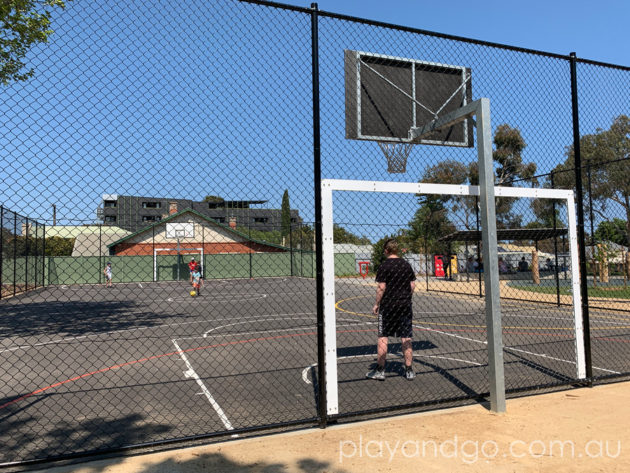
[366,367,385,381]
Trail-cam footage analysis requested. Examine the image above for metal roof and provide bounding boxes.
[438,228,568,243]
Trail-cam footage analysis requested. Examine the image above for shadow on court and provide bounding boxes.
[0,299,191,338]
[0,394,173,467]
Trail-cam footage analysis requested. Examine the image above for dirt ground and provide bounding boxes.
[36,381,630,473]
[418,277,629,311]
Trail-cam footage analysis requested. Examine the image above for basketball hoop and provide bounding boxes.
[378,141,414,173]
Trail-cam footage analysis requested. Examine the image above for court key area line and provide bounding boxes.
[171,339,236,434]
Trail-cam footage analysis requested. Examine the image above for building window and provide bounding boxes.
[142,215,161,222]
[253,217,268,224]
[208,202,225,209]
[104,215,117,222]
[142,202,161,209]
[103,200,117,208]
[290,218,297,223]
[213,217,226,223]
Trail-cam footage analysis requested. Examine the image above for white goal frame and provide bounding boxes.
[153,247,204,282]
[320,178,585,416]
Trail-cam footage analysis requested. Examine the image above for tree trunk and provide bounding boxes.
[599,260,609,283]
[598,244,609,283]
[532,250,540,285]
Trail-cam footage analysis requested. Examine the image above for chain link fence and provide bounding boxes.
[0,207,46,300]
[0,0,629,467]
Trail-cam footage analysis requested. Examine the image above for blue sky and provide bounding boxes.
[1,0,627,239]
[281,0,630,67]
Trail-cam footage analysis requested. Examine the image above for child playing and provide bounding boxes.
[191,267,201,296]
[103,262,113,288]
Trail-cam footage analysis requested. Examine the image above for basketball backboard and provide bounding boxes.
[344,50,473,147]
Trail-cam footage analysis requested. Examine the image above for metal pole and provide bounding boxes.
[42,223,46,287]
[311,2,327,428]
[152,225,156,281]
[249,223,253,279]
[551,172,561,306]
[475,196,482,297]
[13,213,17,297]
[424,217,429,291]
[177,238,180,281]
[570,52,593,383]
[25,217,29,292]
[34,222,38,289]
[587,162,595,246]
[99,224,103,285]
[476,98,506,413]
[0,206,3,299]
[290,224,293,277]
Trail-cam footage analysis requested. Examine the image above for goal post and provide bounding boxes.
[153,247,204,282]
[320,179,585,416]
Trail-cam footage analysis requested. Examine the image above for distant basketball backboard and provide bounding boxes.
[166,222,194,239]
[344,50,473,147]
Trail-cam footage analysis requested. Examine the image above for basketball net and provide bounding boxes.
[377,141,414,173]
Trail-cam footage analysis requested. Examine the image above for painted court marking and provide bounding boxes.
[172,338,235,433]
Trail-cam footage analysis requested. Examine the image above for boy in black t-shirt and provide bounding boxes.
[367,239,416,381]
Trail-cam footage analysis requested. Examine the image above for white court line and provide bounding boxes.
[0,312,317,355]
[186,318,363,342]
[166,294,268,303]
[301,352,483,384]
[504,346,621,374]
[201,316,358,338]
[172,338,236,434]
[415,323,618,375]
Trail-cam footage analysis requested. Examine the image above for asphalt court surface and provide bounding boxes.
[1,277,629,464]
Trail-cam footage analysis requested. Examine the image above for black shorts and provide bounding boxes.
[378,304,413,338]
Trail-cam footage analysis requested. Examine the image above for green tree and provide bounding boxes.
[2,234,71,256]
[43,236,73,256]
[1,0,68,86]
[203,195,224,204]
[332,224,370,245]
[594,218,628,246]
[281,189,291,237]
[553,115,630,247]
[470,124,537,228]
[407,197,456,255]
[418,159,474,230]
[417,126,536,231]
[529,174,564,229]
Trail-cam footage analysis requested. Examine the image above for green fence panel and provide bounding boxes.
[335,253,356,276]
[109,255,154,282]
[30,252,356,286]
[205,254,251,279]
[47,256,102,285]
[252,252,291,277]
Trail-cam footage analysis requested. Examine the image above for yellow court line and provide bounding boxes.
[335,295,630,331]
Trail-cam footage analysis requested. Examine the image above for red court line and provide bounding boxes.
[0,329,348,411]
[2,326,624,411]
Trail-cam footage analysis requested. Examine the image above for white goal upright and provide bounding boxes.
[320,179,585,416]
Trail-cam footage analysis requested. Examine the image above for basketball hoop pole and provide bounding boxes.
[176,237,181,281]
[411,98,506,413]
